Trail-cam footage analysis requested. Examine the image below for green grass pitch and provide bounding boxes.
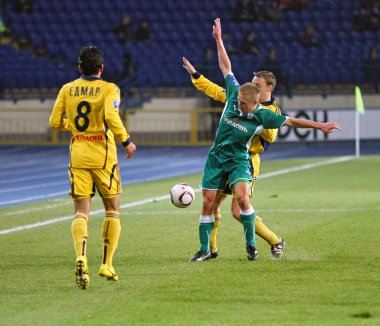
[0,156,379,325]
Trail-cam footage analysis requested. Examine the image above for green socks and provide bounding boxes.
[240,208,255,247]
[199,215,215,253]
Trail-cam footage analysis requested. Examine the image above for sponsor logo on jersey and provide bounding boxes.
[113,100,120,109]
[228,74,239,86]
[74,135,105,141]
[224,117,248,132]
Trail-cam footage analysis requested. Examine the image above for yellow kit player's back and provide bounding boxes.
[51,76,130,169]
[49,46,136,290]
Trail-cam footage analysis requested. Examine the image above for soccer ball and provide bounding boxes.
[170,183,195,208]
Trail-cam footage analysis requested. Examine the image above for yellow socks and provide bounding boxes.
[71,214,88,257]
[208,213,281,250]
[101,211,121,266]
[255,216,281,246]
[210,213,221,253]
[72,211,122,284]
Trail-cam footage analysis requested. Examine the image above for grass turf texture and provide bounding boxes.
[0,156,379,325]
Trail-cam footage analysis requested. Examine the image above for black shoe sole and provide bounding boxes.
[247,254,259,261]
[210,251,218,259]
[75,260,89,289]
[189,252,211,262]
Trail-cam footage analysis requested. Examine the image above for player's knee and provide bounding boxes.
[102,195,120,212]
[236,196,250,210]
[202,196,214,211]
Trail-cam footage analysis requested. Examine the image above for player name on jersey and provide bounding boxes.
[69,86,101,97]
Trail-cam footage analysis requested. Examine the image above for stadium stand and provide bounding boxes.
[0,0,379,103]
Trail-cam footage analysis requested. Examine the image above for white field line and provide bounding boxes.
[121,206,380,215]
[0,171,66,185]
[3,201,71,217]
[0,181,68,194]
[258,155,354,179]
[0,191,68,206]
[0,156,354,235]
[0,196,169,235]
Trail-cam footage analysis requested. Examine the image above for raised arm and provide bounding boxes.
[212,18,231,78]
[284,118,341,134]
[182,56,227,103]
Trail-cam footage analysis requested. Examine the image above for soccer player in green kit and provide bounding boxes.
[189,18,341,261]
[183,58,286,259]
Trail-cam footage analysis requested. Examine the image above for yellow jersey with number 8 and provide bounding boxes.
[50,76,130,169]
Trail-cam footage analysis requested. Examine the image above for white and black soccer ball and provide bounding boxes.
[170,183,195,208]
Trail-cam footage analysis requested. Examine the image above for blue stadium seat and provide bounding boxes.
[327,21,340,33]
[336,31,350,43]
[300,11,314,23]
[363,31,376,43]
[327,1,340,12]
[0,0,379,91]
[314,0,329,12]
[28,33,44,48]
[339,70,353,84]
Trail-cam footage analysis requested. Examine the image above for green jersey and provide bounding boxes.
[211,73,287,160]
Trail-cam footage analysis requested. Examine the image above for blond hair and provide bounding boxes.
[239,82,260,103]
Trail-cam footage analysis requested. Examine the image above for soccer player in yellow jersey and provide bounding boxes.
[49,46,136,289]
[183,58,286,259]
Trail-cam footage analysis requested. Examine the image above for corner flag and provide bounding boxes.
[355,86,365,115]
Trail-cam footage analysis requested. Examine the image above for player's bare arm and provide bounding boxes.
[213,18,231,77]
[285,118,341,134]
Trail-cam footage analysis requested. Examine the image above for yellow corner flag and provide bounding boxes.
[355,86,365,115]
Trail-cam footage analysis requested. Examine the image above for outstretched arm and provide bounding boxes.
[285,118,341,134]
[182,57,227,103]
[213,18,231,78]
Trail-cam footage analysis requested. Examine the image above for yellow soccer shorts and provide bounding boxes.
[68,164,122,199]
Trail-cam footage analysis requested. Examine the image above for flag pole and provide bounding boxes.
[354,86,365,158]
[355,110,360,158]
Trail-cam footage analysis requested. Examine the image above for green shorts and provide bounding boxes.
[201,150,253,190]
